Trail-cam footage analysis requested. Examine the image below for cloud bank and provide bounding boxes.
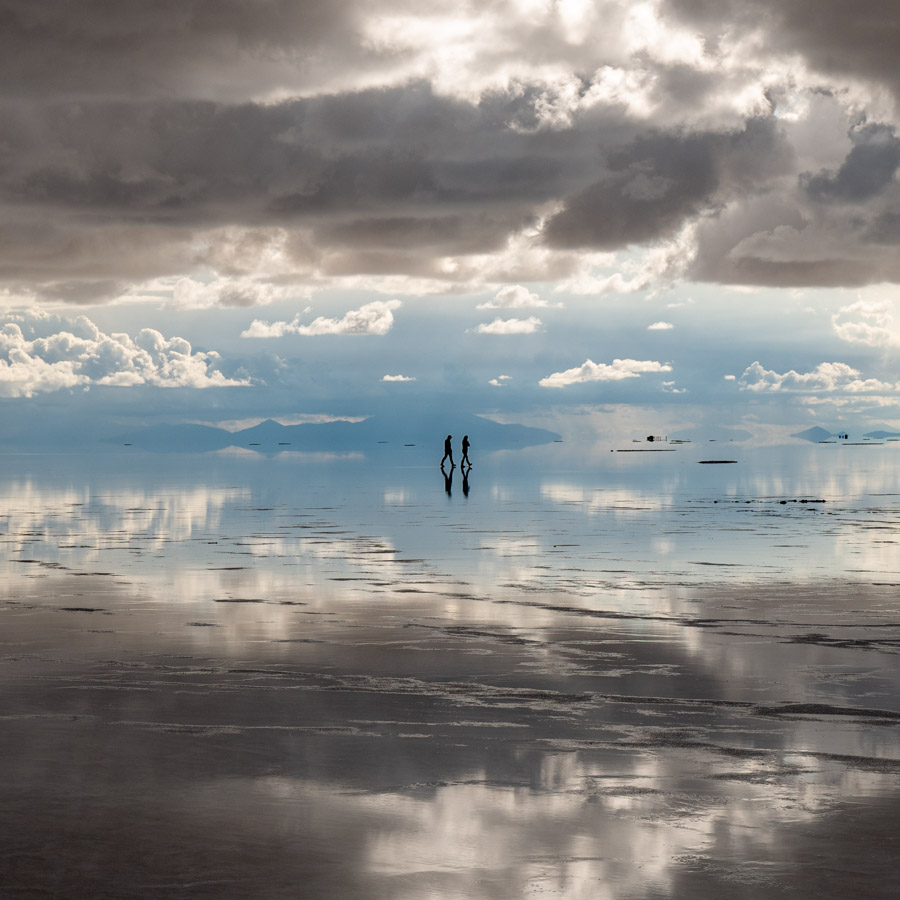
[3,0,900,308]
[739,361,900,393]
[0,311,247,398]
[242,300,402,338]
[540,358,673,389]
[832,299,900,347]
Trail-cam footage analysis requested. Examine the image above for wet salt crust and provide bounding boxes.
[1,442,899,898]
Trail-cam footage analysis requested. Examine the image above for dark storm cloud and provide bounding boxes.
[0,0,630,104]
[0,0,899,301]
[38,279,129,305]
[803,124,900,204]
[0,217,196,282]
[865,212,900,245]
[0,82,638,290]
[688,193,900,289]
[2,85,599,221]
[0,0,370,100]
[661,0,900,288]
[664,0,900,101]
[684,115,900,287]
[320,212,534,254]
[544,118,792,249]
[4,99,326,218]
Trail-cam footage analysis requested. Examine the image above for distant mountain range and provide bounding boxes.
[863,430,900,439]
[791,426,900,442]
[114,413,561,454]
[791,426,838,442]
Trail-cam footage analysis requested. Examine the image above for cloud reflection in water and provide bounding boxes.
[0,445,899,897]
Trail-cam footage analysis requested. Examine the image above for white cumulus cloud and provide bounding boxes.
[0,312,248,398]
[648,321,674,330]
[739,361,900,393]
[242,300,402,338]
[832,300,900,347]
[489,374,512,386]
[473,316,542,335]
[539,358,672,389]
[382,374,415,382]
[476,285,561,310]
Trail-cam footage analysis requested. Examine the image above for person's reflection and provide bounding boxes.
[462,465,470,496]
[442,464,453,496]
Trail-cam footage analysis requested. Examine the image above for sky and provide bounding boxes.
[3,0,900,443]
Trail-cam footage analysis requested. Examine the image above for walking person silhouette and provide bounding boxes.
[441,434,454,468]
[461,434,471,468]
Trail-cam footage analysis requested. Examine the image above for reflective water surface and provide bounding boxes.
[2,442,899,898]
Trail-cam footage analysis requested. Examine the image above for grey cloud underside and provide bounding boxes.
[4,88,896,293]
[803,125,900,204]
[0,86,798,283]
[2,1,900,296]
[0,86,634,286]
[689,121,900,286]
[0,0,372,100]
[319,213,535,255]
[11,0,895,111]
[544,118,792,250]
[3,86,609,218]
[666,0,900,100]
[0,1,639,103]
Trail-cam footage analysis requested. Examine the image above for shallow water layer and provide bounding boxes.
[1,442,899,898]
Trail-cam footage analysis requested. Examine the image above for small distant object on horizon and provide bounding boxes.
[667,427,753,443]
[698,459,737,464]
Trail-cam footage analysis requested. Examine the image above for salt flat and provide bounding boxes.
[1,442,898,898]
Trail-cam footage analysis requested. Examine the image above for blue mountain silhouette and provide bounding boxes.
[118,412,560,453]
